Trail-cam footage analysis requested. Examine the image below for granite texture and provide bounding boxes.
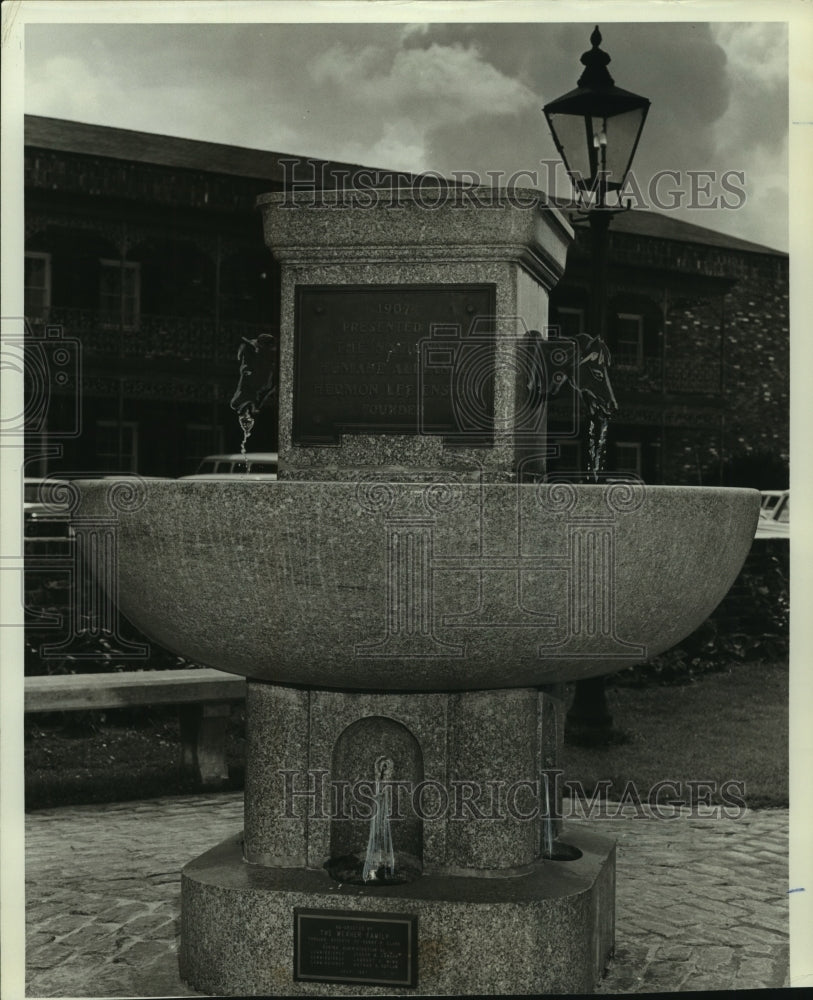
[241,683,564,876]
[243,684,310,865]
[179,824,615,996]
[256,187,573,273]
[75,478,760,690]
[445,689,541,870]
[258,187,572,481]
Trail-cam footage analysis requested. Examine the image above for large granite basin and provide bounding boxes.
[77,478,759,690]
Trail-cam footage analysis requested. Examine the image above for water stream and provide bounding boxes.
[362,756,396,882]
[237,408,254,471]
[541,703,560,857]
[542,773,555,859]
[588,414,609,481]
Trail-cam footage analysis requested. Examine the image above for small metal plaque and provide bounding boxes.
[293,283,496,444]
[293,908,418,988]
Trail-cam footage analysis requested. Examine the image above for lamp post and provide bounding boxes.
[543,24,649,342]
[543,26,650,745]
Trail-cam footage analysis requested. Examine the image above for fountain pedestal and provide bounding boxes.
[180,683,615,996]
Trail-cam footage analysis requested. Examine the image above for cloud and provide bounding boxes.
[311,41,534,113]
[709,22,788,153]
[303,40,536,171]
[22,20,788,249]
[713,21,786,85]
[26,54,111,122]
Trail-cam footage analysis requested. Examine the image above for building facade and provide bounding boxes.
[23,115,789,487]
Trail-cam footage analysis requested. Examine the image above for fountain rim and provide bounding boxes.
[75,476,761,497]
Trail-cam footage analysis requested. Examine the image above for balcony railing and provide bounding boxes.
[26,150,268,213]
[27,308,275,364]
[610,357,664,394]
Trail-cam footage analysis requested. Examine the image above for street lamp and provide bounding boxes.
[543,26,650,746]
[543,24,650,342]
[543,24,650,211]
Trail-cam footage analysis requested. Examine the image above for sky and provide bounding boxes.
[22,16,790,252]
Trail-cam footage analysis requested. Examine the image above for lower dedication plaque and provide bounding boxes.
[293,908,418,988]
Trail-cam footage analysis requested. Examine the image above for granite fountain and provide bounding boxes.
[76,185,759,995]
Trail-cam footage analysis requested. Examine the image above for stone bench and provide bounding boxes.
[24,668,246,787]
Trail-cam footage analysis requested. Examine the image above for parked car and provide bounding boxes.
[755,489,789,539]
[181,452,278,479]
[23,477,73,549]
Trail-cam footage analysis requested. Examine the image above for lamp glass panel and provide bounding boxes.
[602,107,646,188]
[547,112,592,185]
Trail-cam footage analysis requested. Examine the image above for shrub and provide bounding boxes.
[614,540,788,687]
[24,566,191,676]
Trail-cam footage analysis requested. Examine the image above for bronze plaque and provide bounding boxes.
[293,908,418,988]
[293,283,496,444]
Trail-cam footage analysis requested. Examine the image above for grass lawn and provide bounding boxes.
[24,659,788,811]
[564,659,788,808]
[24,707,247,810]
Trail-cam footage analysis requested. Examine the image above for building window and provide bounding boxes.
[614,441,642,478]
[100,260,140,328]
[615,313,644,368]
[186,423,224,472]
[96,420,138,472]
[25,252,51,319]
[556,307,585,339]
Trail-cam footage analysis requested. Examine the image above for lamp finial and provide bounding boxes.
[578,25,615,89]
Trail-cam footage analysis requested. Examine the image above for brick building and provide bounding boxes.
[548,210,788,486]
[23,115,789,487]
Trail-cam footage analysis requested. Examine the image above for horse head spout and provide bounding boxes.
[230,333,277,416]
[525,329,617,420]
[573,333,618,419]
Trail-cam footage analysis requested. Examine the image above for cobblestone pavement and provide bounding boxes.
[21,793,790,997]
[590,805,790,994]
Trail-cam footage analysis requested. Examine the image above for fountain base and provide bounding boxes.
[180,824,615,996]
